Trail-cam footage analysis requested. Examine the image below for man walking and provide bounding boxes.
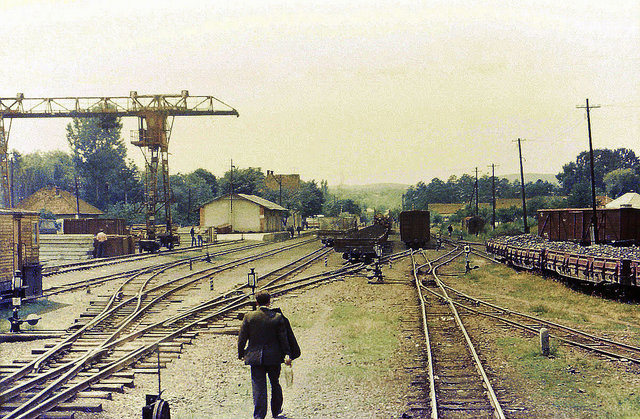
[238,291,292,419]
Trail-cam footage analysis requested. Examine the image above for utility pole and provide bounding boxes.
[517,138,529,233]
[491,164,496,230]
[230,159,235,228]
[74,172,81,219]
[474,167,479,216]
[187,187,192,226]
[577,98,601,244]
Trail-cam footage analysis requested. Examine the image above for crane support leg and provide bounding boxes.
[0,118,11,207]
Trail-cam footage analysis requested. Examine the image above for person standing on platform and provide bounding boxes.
[190,226,197,247]
[95,229,107,258]
[238,291,292,419]
[196,226,203,246]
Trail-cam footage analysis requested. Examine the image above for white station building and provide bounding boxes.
[199,193,288,233]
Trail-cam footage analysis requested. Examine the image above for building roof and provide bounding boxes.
[15,186,103,216]
[605,192,640,209]
[201,193,287,212]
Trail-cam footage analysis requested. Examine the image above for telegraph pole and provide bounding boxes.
[474,167,479,216]
[492,164,496,230]
[577,98,601,244]
[517,138,529,233]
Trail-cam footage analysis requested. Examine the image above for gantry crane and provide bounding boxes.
[0,91,238,250]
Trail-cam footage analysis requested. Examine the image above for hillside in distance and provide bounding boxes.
[329,183,408,211]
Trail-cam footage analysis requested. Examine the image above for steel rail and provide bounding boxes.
[8,252,358,419]
[410,251,438,419]
[41,240,243,276]
[418,250,506,419]
[2,240,319,417]
[436,283,640,364]
[36,241,269,298]
[430,248,640,364]
[4,241,300,388]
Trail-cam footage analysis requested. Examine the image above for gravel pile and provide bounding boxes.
[489,234,640,260]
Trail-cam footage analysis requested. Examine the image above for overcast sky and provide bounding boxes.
[1,0,638,185]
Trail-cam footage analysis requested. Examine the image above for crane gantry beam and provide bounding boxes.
[0,91,238,249]
[0,91,238,118]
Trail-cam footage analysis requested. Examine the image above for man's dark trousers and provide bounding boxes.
[251,364,282,419]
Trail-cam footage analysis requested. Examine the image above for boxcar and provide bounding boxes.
[538,207,640,244]
[399,210,430,249]
[0,209,42,301]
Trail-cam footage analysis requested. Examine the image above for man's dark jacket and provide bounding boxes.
[238,307,291,366]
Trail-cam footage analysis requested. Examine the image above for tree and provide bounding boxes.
[218,167,265,196]
[324,199,361,217]
[557,148,640,195]
[298,180,324,217]
[567,182,592,208]
[66,114,132,210]
[170,169,218,226]
[604,168,640,199]
[11,150,75,203]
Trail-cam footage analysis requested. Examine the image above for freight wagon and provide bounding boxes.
[399,210,430,249]
[316,215,359,247]
[333,223,389,263]
[538,207,640,244]
[487,235,640,289]
[0,209,42,302]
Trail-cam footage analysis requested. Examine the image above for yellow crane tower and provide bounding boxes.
[0,91,238,250]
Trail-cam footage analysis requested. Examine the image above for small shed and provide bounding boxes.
[199,194,288,233]
[0,209,42,298]
[15,186,103,219]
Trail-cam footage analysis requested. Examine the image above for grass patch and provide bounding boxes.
[0,300,70,332]
[495,337,640,417]
[324,302,400,379]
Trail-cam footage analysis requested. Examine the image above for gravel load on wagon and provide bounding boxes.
[488,234,640,260]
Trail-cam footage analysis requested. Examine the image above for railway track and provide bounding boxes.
[429,244,640,365]
[0,239,341,418]
[434,277,640,365]
[41,239,245,276]
[411,249,506,419]
[34,240,281,299]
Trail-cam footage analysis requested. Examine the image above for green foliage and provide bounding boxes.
[404,174,558,211]
[66,114,138,210]
[604,168,640,199]
[324,198,362,216]
[170,169,218,226]
[298,180,324,217]
[218,167,264,196]
[103,201,145,224]
[567,181,592,208]
[557,148,639,195]
[11,150,75,203]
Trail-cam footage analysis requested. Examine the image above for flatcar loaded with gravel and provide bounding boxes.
[0,209,42,302]
[487,234,640,289]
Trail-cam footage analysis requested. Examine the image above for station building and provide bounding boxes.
[199,193,288,233]
[15,186,103,219]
